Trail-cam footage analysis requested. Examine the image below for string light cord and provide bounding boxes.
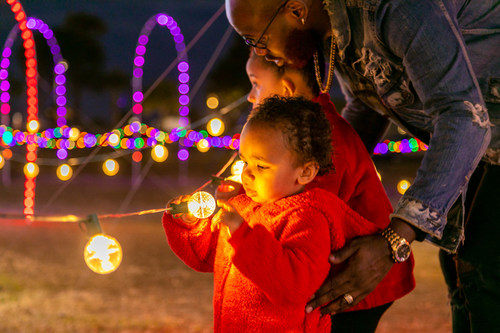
[36,4,226,214]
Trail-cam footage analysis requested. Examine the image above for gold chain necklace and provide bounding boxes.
[313,36,336,94]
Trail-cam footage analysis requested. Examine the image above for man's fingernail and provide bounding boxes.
[305,306,313,313]
[329,254,336,261]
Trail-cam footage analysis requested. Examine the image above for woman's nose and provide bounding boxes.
[247,89,256,105]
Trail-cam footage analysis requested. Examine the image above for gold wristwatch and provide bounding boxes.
[381,227,411,263]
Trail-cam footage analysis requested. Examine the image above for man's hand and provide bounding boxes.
[306,233,394,315]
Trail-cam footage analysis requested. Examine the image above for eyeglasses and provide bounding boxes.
[243,0,289,49]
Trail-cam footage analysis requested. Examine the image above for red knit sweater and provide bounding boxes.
[308,93,415,310]
[163,188,384,332]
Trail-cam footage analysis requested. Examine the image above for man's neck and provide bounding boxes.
[308,0,333,39]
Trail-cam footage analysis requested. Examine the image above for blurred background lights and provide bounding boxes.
[27,120,39,133]
[2,148,12,160]
[151,144,168,162]
[23,162,39,178]
[107,133,120,146]
[177,149,189,161]
[196,138,210,153]
[56,163,72,181]
[207,118,224,136]
[397,179,411,195]
[103,159,119,176]
[132,151,142,162]
[0,154,4,169]
[84,234,122,274]
[206,95,219,109]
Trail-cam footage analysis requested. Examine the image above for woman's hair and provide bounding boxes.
[247,96,333,175]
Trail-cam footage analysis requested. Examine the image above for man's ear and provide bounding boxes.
[285,1,308,24]
[282,78,296,97]
[297,161,319,185]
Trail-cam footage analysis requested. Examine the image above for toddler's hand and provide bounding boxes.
[167,195,198,224]
[215,199,243,234]
[215,179,242,201]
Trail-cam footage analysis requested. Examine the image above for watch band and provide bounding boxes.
[381,227,411,263]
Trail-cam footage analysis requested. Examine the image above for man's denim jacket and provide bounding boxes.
[324,0,500,252]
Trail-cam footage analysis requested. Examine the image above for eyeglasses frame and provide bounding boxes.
[243,0,290,49]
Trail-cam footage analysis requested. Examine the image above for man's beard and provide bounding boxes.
[284,28,322,69]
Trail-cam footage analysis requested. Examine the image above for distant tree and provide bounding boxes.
[104,68,130,127]
[53,12,108,123]
[206,35,250,105]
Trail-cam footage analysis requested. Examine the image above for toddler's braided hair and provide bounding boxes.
[247,96,333,176]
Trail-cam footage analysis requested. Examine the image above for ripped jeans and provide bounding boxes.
[439,161,500,333]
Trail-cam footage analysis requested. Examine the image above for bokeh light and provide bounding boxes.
[206,95,219,109]
[56,163,72,181]
[102,159,119,176]
[207,118,224,136]
[397,179,411,195]
[23,162,39,178]
[151,144,168,162]
[132,151,142,162]
[178,149,189,161]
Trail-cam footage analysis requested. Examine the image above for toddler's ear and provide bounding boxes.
[298,161,319,185]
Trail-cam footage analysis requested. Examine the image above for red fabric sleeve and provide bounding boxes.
[228,208,331,305]
[162,212,219,272]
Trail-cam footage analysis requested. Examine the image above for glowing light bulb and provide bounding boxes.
[207,118,224,136]
[23,162,39,178]
[0,155,4,169]
[103,159,119,176]
[187,191,216,219]
[84,234,122,274]
[151,144,168,162]
[397,179,411,195]
[56,163,72,181]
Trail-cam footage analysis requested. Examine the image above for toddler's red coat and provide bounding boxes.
[164,188,398,332]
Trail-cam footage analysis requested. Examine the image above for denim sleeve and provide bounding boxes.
[337,75,391,154]
[377,0,491,239]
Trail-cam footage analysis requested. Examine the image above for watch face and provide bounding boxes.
[395,241,411,262]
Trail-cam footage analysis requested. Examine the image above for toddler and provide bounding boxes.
[163,96,388,332]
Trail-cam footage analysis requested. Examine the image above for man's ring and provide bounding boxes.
[343,293,354,305]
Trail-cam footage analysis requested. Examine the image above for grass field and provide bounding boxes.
[0,154,451,332]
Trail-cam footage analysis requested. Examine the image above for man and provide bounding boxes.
[226,0,500,331]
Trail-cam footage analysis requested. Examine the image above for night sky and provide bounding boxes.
[1,0,238,122]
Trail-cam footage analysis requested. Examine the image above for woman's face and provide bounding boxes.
[246,53,284,108]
